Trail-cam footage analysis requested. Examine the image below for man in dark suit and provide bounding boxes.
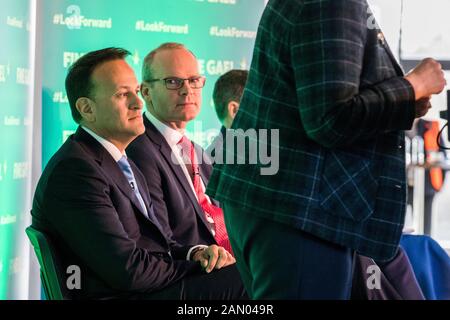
[212,69,248,131]
[206,0,446,299]
[31,47,246,299]
[127,43,233,254]
[206,69,248,159]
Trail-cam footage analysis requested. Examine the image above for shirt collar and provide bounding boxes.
[145,111,184,147]
[81,126,125,162]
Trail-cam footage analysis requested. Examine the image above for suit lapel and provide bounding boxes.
[74,127,152,221]
[375,29,405,76]
[382,41,404,75]
[367,6,405,76]
[130,160,151,209]
[144,118,214,230]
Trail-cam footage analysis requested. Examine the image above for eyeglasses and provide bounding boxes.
[145,76,206,90]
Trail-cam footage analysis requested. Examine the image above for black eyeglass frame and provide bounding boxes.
[144,76,206,90]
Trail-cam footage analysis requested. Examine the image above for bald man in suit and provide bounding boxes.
[31,47,246,299]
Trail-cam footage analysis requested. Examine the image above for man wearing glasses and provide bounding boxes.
[127,43,234,263]
[31,47,245,299]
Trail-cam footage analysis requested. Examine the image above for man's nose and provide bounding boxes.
[179,79,194,96]
[130,92,144,109]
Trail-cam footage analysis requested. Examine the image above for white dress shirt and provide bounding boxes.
[144,111,212,204]
[81,126,124,161]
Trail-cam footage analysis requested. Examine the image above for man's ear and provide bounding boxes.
[76,97,95,123]
[140,83,151,101]
[228,101,240,120]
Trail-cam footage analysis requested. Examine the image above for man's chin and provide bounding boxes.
[182,111,200,122]
[136,125,145,136]
[127,125,145,137]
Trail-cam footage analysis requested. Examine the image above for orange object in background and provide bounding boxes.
[424,121,444,191]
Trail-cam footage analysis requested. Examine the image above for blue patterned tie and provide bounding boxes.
[117,156,158,225]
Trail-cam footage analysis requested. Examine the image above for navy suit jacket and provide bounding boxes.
[127,116,217,247]
[31,127,200,299]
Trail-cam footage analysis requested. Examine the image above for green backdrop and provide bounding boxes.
[0,0,265,299]
[2,0,449,300]
[42,0,265,166]
[0,0,34,300]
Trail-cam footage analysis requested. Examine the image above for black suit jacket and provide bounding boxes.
[31,127,200,299]
[127,116,217,247]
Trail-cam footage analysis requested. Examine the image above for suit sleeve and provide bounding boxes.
[44,158,199,292]
[291,0,416,148]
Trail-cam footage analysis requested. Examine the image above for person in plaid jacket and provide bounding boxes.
[206,0,446,299]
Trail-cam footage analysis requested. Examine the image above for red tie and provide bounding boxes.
[178,136,233,255]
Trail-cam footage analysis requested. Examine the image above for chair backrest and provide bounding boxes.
[26,226,68,300]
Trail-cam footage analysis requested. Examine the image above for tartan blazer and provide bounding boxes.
[206,0,417,261]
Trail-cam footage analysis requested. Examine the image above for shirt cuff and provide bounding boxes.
[187,244,208,261]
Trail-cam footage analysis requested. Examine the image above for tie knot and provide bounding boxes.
[177,135,200,173]
[178,135,191,146]
[118,156,132,173]
[178,135,193,156]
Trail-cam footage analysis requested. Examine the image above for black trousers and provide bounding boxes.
[133,264,248,300]
[223,202,354,299]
